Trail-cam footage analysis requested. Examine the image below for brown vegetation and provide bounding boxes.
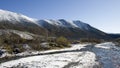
[80,38,103,44]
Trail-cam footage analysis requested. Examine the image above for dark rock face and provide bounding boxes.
[13,48,21,54]
[0,50,4,56]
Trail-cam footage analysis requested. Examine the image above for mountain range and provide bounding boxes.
[0,9,119,40]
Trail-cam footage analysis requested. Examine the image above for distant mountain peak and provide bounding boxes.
[0,9,36,24]
[37,19,91,30]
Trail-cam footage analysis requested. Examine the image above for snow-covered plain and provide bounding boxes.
[0,42,120,68]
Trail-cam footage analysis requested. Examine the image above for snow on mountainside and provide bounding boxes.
[0,29,34,40]
[37,19,91,30]
[0,9,103,33]
[37,19,111,39]
[0,9,93,31]
[0,9,113,34]
[0,9,115,39]
[73,20,91,30]
[0,9,36,24]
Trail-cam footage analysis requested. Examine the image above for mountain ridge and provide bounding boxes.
[0,9,119,40]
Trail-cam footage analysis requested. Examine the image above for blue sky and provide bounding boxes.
[0,0,120,33]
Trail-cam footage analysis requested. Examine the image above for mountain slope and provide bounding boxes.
[0,9,36,24]
[0,9,117,40]
[108,34,120,39]
[0,29,35,40]
[37,19,111,39]
[0,9,46,35]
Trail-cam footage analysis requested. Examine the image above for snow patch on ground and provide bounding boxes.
[0,42,120,68]
[11,30,33,40]
[0,44,100,68]
[92,42,120,68]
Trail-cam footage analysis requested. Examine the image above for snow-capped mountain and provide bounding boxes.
[0,9,46,35]
[37,19,91,30]
[0,9,118,39]
[37,19,112,39]
[0,9,37,24]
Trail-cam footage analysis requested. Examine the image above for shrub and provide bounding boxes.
[56,36,70,47]
[3,44,13,54]
[29,43,42,51]
[80,38,102,43]
[0,38,3,46]
[114,38,120,47]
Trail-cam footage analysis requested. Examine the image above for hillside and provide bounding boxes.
[0,9,118,40]
[37,19,112,39]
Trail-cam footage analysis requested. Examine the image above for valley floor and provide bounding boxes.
[0,42,120,68]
